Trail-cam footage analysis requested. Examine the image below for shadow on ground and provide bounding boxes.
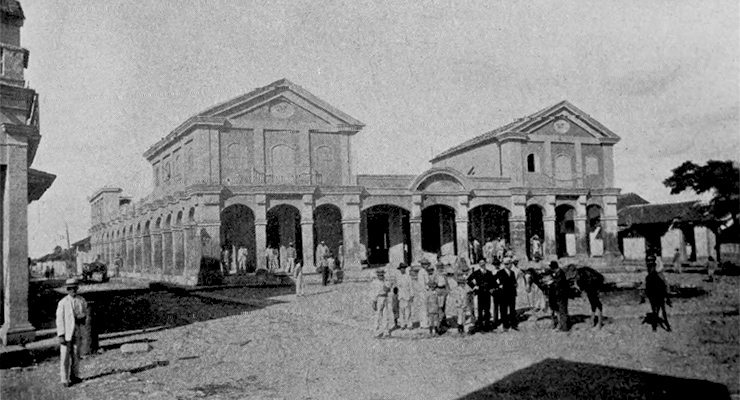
[29,279,295,335]
[457,358,731,400]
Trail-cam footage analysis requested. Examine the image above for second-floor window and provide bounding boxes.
[527,153,539,172]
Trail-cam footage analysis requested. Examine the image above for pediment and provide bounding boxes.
[199,79,364,131]
[518,102,618,141]
[523,109,607,139]
[227,95,335,128]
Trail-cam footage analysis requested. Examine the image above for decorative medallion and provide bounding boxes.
[553,118,571,134]
[270,101,295,119]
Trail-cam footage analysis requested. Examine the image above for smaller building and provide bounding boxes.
[618,198,717,262]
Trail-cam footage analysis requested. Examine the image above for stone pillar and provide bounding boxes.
[151,229,163,275]
[602,194,620,259]
[342,194,362,271]
[543,195,557,260]
[126,234,134,273]
[161,228,172,276]
[1,142,35,345]
[301,194,315,271]
[142,232,152,274]
[574,142,583,187]
[575,195,588,257]
[183,223,198,284]
[133,233,142,273]
[410,194,423,264]
[172,226,184,275]
[455,195,469,263]
[254,195,267,271]
[509,194,527,259]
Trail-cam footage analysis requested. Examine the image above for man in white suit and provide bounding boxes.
[56,278,88,387]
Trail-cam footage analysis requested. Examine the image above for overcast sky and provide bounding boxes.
[20,0,739,257]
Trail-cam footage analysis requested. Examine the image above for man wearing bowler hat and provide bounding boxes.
[56,278,88,387]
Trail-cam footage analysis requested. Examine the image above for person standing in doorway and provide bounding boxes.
[56,278,88,387]
[113,254,123,277]
[237,246,248,274]
[483,238,495,265]
[285,242,296,274]
[293,259,304,296]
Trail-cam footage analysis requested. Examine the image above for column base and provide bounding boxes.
[0,322,36,346]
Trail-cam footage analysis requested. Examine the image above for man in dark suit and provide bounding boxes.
[495,257,518,331]
[467,260,493,332]
[549,261,570,331]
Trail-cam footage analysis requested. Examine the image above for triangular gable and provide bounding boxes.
[198,79,364,130]
[431,100,620,162]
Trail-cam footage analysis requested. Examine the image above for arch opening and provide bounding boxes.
[556,205,576,258]
[467,204,510,263]
[422,204,457,259]
[526,205,545,261]
[220,204,257,274]
[360,205,410,266]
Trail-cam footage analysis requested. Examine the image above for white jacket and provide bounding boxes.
[56,295,88,341]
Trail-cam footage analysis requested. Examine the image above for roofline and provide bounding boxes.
[89,187,123,203]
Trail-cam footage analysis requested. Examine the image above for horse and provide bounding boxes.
[523,264,606,328]
[564,264,605,328]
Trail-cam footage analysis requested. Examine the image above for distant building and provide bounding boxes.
[89,79,622,285]
[618,198,719,262]
[1,1,56,344]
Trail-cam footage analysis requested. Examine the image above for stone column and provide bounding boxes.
[161,228,172,276]
[183,223,198,284]
[410,194,423,264]
[1,142,35,345]
[509,194,527,259]
[574,142,583,187]
[142,231,152,274]
[133,233,142,273]
[543,195,557,260]
[341,194,362,271]
[575,195,588,257]
[172,226,184,275]
[254,195,267,271]
[602,194,620,259]
[126,234,134,273]
[151,229,163,275]
[301,194,315,271]
[455,195,469,263]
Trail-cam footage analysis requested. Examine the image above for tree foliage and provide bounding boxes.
[663,160,739,224]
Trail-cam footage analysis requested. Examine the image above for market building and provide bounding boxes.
[89,79,621,285]
[1,0,56,344]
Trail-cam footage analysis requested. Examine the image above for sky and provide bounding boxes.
[18,0,739,258]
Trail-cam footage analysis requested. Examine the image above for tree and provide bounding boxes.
[663,160,740,262]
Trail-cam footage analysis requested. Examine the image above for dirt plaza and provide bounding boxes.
[2,270,738,400]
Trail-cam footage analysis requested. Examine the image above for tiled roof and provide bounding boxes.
[617,193,650,211]
[618,201,710,226]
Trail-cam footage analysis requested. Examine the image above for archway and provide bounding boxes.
[468,205,510,263]
[360,205,410,266]
[556,205,576,258]
[587,205,603,257]
[314,204,343,265]
[422,204,457,258]
[266,204,302,268]
[526,205,545,261]
[220,204,257,274]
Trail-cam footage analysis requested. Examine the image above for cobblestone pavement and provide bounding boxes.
[2,273,738,400]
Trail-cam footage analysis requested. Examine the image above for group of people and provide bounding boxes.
[370,251,554,338]
[468,236,509,265]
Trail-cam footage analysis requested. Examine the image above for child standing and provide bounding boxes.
[293,259,304,296]
[426,280,441,336]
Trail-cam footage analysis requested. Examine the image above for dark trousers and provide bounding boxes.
[321,267,330,285]
[555,299,569,331]
[499,294,517,328]
[476,293,490,327]
[492,293,501,327]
